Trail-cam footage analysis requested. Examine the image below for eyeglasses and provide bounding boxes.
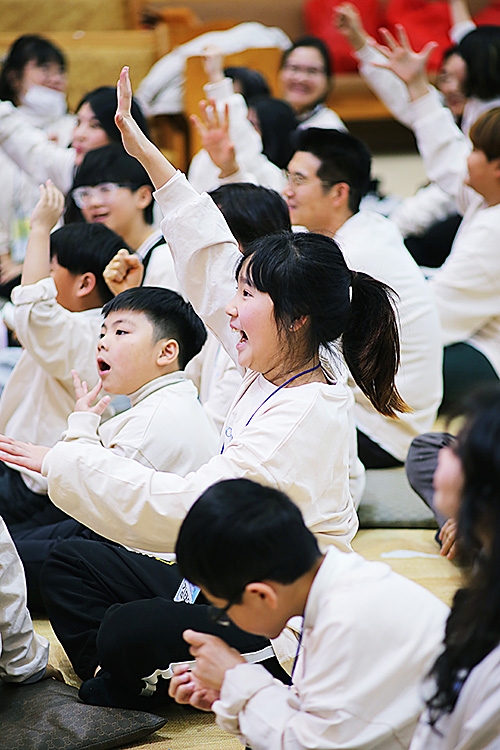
[282,63,326,77]
[283,169,337,189]
[71,182,131,209]
[208,594,241,627]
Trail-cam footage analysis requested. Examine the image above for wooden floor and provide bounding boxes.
[34,528,460,750]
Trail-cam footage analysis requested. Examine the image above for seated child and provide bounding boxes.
[13,285,219,611]
[0,181,125,529]
[168,478,449,750]
[66,143,179,292]
[0,515,49,684]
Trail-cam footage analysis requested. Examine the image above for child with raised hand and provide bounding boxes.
[0,68,407,705]
[13,286,219,613]
[370,28,500,414]
[0,181,125,531]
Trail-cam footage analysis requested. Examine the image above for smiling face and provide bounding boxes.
[71,102,111,165]
[225,261,287,382]
[97,310,173,395]
[78,183,152,246]
[279,46,330,115]
[283,151,336,231]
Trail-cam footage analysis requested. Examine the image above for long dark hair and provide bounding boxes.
[426,385,500,723]
[238,231,407,418]
[458,26,500,101]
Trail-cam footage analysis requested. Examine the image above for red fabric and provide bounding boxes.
[304,0,500,73]
[304,0,384,72]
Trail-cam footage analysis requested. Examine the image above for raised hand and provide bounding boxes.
[114,66,177,190]
[71,370,110,415]
[335,3,370,51]
[190,99,238,177]
[202,45,225,84]
[103,249,144,295]
[372,25,436,98]
[0,434,49,474]
[30,180,65,233]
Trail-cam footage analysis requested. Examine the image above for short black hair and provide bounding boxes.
[176,479,321,602]
[209,183,291,248]
[102,287,207,369]
[50,223,129,305]
[66,143,154,225]
[294,127,372,212]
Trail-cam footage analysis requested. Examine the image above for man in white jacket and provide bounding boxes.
[283,126,443,466]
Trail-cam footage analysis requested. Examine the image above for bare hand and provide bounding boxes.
[169,664,219,711]
[30,180,65,232]
[0,434,49,473]
[372,25,437,98]
[115,67,149,160]
[71,370,110,415]
[439,518,458,560]
[184,629,245,691]
[103,249,144,295]
[335,4,369,51]
[202,45,225,84]
[190,100,238,177]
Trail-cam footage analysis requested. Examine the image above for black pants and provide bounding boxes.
[357,430,404,469]
[41,540,288,698]
[0,463,69,527]
[441,342,499,415]
[11,519,103,615]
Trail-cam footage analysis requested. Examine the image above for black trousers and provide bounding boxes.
[0,463,69,527]
[11,519,102,615]
[441,342,499,416]
[41,540,288,697]
[357,430,404,469]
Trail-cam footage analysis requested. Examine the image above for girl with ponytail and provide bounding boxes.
[0,68,408,709]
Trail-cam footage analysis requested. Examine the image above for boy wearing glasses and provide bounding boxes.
[68,143,180,293]
[167,478,449,750]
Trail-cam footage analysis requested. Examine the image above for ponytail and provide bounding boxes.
[343,271,409,418]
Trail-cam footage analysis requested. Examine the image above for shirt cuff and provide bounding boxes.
[204,78,235,102]
[408,87,442,124]
[11,277,58,305]
[64,411,101,441]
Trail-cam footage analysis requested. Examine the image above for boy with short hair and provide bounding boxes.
[67,143,179,292]
[0,181,125,528]
[169,478,449,750]
[13,285,219,611]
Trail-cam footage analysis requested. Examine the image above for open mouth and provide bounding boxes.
[97,358,110,374]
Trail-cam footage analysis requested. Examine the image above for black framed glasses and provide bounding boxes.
[208,594,241,627]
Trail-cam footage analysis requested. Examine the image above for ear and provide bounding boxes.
[157,338,179,368]
[244,582,280,610]
[76,272,97,297]
[135,185,153,210]
[289,314,308,332]
[492,157,500,178]
[327,181,350,208]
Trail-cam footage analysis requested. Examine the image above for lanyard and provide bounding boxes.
[220,363,321,454]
